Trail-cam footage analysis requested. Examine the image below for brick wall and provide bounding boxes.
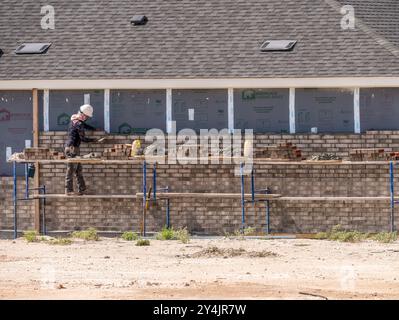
[39,130,399,160]
[1,130,399,235]
[146,198,393,234]
[40,197,394,234]
[39,131,148,156]
[37,161,394,198]
[36,161,396,234]
[253,131,399,159]
[0,177,34,231]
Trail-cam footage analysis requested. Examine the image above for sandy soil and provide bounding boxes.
[0,237,399,300]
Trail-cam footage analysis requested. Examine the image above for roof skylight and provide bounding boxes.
[260,40,297,52]
[15,43,52,54]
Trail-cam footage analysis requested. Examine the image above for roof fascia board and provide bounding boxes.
[1,78,399,90]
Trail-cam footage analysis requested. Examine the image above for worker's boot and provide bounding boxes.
[65,190,75,196]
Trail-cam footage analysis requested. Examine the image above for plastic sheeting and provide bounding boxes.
[48,90,104,131]
[110,90,166,134]
[172,89,228,132]
[295,88,354,133]
[0,91,33,176]
[234,89,289,133]
[360,88,399,132]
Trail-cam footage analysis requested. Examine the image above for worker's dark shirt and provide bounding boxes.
[65,120,96,147]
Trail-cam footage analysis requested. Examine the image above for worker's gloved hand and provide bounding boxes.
[97,137,106,143]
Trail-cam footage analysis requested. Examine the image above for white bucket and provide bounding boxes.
[243,140,253,158]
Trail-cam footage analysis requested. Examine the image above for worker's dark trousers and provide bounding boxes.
[64,146,86,193]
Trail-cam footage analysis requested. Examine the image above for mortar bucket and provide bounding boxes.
[27,164,35,178]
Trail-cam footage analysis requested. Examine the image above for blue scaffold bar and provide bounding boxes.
[240,163,245,229]
[142,161,147,236]
[389,161,396,232]
[13,161,18,239]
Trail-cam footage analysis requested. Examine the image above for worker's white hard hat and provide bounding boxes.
[80,104,94,117]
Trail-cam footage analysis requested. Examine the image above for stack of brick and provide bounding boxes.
[24,147,66,160]
[24,147,50,160]
[37,130,399,161]
[49,150,66,160]
[103,144,132,160]
[387,152,399,161]
[257,143,303,160]
[349,148,387,161]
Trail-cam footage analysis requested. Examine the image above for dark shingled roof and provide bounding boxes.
[0,0,399,80]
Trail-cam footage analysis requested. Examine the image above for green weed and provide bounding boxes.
[23,230,39,242]
[71,228,99,241]
[136,239,150,246]
[314,225,397,243]
[156,227,190,243]
[121,231,139,241]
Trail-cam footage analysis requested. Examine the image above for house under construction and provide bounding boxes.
[1,0,399,236]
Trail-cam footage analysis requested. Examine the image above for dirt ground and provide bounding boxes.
[0,237,399,300]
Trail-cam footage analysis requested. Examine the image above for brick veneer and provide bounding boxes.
[0,178,34,231]
[1,130,398,235]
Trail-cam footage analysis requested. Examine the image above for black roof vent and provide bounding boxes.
[260,40,297,52]
[15,43,52,54]
[131,15,148,25]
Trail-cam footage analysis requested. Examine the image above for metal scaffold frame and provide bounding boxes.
[7,158,398,239]
[240,163,273,234]
[12,161,47,239]
[141,161,170,237]
[140,161,281,236]
[10,159,140,239]
[389,161,397,233]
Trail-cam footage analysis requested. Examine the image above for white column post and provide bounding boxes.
[6,147,12,161]
[43,89,50,132]
[84,93,90,105]
[289,88,296,134]
[104,89,110,133]
[354,88,360,134]
[228,88,234,133]
[166,88,172,133]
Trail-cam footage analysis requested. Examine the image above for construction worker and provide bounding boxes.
[64,104,104,195]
